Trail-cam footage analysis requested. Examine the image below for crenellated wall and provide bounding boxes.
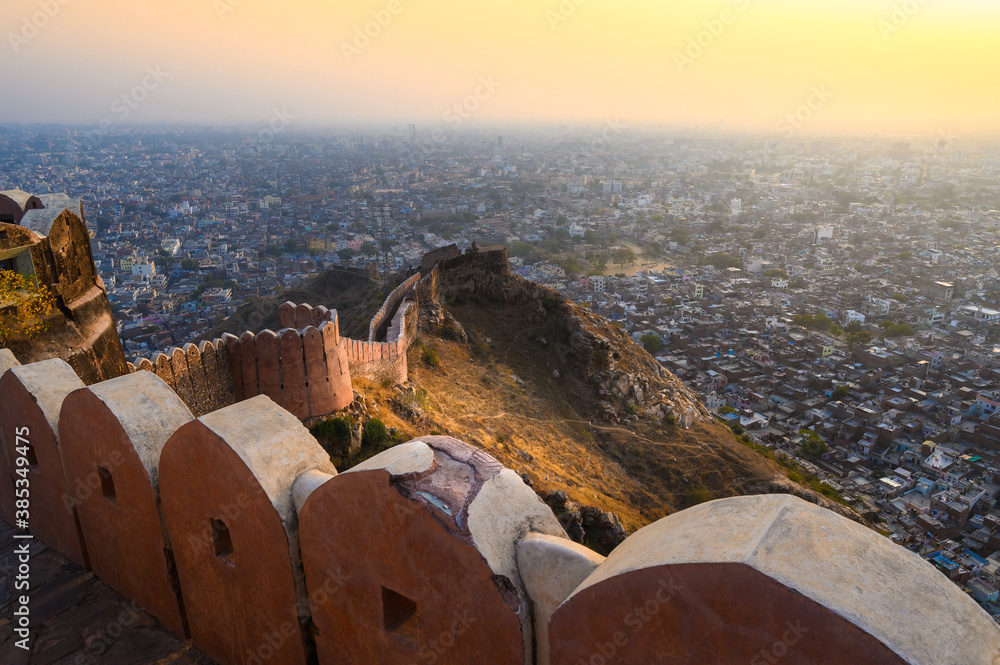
[130,303,353,420]
[130,339,237,417]
[344,298,417,383]
[368,273,422,342]
[128,285,420,418]
[1,356,1000,665]
[222,304,353,420]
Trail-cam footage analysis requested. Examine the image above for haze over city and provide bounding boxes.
[4,0,1000,135]
[7,1,1000,664]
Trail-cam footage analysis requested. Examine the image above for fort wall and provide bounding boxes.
[368,272,421,342]
[131,303,353,420]
[0,356,999,665]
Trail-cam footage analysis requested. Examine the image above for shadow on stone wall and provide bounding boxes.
[0,345,998,665]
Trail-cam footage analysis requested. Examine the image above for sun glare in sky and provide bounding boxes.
[4,0,1000,135]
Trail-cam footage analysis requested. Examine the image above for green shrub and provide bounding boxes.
[687,488,710,506]
[422,345,440,367]
[311,415,354,444]
[362,418,389,449]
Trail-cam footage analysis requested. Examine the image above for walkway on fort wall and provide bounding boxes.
[0,519,217,665]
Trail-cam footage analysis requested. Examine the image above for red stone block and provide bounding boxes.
[160,397,336,665]
[279,302,297,329]
[223,333,244,402]
[256,331,283,409]
[297,436,564,665]
[280,330,308,420]
[59,372,193,636]
[238,332,258,400]
[0,359,88,567]
[304,328,333,416]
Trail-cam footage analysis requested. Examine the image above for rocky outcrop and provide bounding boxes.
[542,490,627,555]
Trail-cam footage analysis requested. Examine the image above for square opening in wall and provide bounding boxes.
[97,465,116,502]
[211,518,235,565]
[382,586,419,648]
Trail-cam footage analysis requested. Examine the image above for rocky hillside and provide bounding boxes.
[342,252,853,552]
[208,251,857,553]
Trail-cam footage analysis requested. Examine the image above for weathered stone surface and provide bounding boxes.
[0,359,87,567]
[159,397,335,665]
[222,333,243,402]
[298,436,562,665]
[279,330,308,420]
[59,372,193,637]
[169,348,195,412]
[550,495,1000,665]
[238,332,258,401]
[255,330,284,409]
[278,302,297,329]
[1,202,129,386]
[516,533,604,665]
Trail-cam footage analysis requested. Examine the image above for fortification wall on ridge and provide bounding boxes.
[0,356,998,665]
[130,304,353,420]
[222,307,353,420]
[346,298,417,383]
[369,273,421,342]
[130,339,237,418]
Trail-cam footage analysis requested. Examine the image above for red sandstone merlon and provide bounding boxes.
[159,396,337,665]
[294,436,567,665]
[0,358,88,567]
[59,371,194,637]
[545,494,1000,665]
[0,349,23,525]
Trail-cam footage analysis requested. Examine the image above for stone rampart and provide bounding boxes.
[0,356,998,665]
[369,272,421,342]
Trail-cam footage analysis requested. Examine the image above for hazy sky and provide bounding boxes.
[4,0,999,135]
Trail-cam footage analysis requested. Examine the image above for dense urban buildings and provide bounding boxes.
[4,123,1000,619]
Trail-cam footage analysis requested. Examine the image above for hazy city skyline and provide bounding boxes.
[3,0,1000,135]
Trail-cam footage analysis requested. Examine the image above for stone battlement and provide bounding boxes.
[1,347,999,665]
[129,281,420,417]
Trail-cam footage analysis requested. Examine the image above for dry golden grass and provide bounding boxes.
[353,300,781,533]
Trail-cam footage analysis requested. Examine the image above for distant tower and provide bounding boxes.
[498,135,503,149]
[408,124,416,146]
